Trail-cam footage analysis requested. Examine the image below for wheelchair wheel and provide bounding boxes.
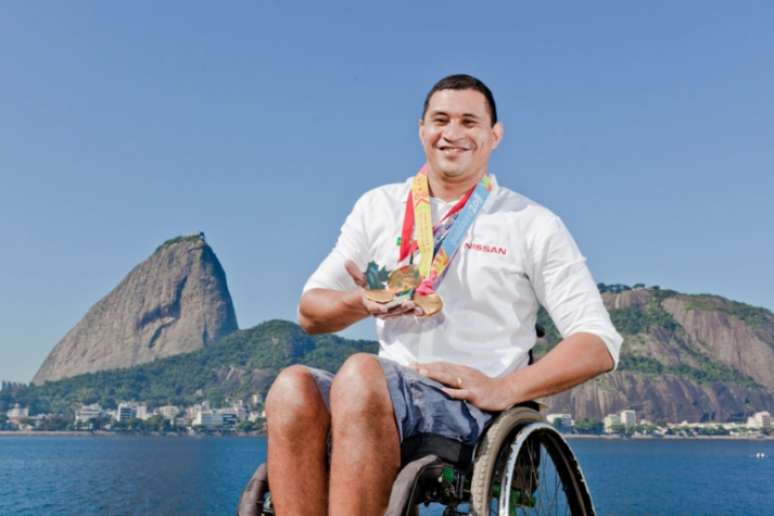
[470,407,594,515]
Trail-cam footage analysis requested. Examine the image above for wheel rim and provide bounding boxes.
[488,423,593,515]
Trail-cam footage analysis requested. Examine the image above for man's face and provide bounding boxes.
[419,89,503,182]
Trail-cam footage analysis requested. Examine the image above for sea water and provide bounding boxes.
[1,436,772,515]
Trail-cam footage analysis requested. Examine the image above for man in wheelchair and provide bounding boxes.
[243,74,622,515]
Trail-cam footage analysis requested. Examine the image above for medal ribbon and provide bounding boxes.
[399,165,493,291]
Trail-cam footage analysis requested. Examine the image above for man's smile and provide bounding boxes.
[437,144,473,155]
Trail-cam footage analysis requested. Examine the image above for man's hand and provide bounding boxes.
[411,361,513,412]
[345,261,424,319]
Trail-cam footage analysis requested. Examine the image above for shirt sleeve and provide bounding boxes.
[527,213,623,369]
[302,193,372,293]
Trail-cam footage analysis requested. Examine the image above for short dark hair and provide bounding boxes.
[422,74,498,126]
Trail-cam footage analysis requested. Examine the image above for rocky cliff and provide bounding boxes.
[32,233,238,384]
[543,286,774,422]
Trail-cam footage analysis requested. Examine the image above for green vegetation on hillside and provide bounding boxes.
[5,282,772,418]
[618,355,759,388]
[532,289,762,389]
[608,291,679,335]
[1,320,376,416]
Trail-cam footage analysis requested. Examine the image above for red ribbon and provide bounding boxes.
[398,178,477,263]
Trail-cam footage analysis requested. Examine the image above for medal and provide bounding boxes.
[364,165,492,318]
[364,289,396,303]
[387,265,420,293]
[414,292,443,317]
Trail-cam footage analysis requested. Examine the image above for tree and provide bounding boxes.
[608,423,627,435]
[237,420,257,433]
[573,418,603,435]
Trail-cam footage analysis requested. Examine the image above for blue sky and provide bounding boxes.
[1,2,773,382]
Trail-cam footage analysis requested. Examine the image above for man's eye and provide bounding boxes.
[463,120,477,127]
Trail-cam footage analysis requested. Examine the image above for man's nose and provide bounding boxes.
[442,121,464,141]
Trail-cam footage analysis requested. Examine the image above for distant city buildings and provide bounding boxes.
[1,395,763,437]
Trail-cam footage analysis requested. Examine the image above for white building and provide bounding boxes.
[220,410,239,430]
[747,411,771,429]
[75,404,103,424]
[194,410,223,429]
[620,410,637,431]
[6,404,29,423]
[156,405,180,421]
[116,402,137,423]
[135,404,150,421]
[603,414,621,433]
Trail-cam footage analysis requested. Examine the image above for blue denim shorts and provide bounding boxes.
[305,356,494,445]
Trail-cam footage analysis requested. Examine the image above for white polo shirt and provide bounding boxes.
[302,175,623,377]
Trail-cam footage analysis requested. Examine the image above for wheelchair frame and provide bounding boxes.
[237,403,595,516]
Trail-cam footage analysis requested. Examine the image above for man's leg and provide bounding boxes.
[329,353,401,515]
[265,365,330,516]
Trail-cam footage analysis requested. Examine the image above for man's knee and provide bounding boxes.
[330,353,392,421]
[266,365,328,435]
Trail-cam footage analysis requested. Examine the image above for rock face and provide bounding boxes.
[542,287,774,422]
[33,234,238,384]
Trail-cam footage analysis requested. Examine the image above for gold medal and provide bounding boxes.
[364,289,396,303]
[414,292,443,317]
[388,265,421,293]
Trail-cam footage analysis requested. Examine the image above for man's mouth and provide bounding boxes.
[438,145,471,152]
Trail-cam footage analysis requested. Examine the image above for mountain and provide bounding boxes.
[15,284,774,423]
[32,233,238,385]
[6,320,375,416]
[542,286,774,422]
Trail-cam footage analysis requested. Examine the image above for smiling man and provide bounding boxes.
[264,74,623,515]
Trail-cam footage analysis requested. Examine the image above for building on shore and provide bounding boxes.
[746,411,771,429]
[74,404,103,424]
[546,413,573,432]
[193,409,223,429]
[603,414,621,432]
[117,402,136,422]
[156,405,180,421]
[5,404,29,425]
[620,410,637,431]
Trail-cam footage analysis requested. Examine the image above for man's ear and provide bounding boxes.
[418,118,425,144]
[491,122,504,150]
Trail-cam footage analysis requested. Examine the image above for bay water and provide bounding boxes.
[1,436,772,515]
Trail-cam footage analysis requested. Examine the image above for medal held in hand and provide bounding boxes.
[364,165,493,317]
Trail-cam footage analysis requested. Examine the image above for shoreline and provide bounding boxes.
[565,434,774,441]
[0,430,265,438]
[2,430,770,440]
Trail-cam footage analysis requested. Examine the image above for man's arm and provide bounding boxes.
[413,332,612,412]
[299,261,422,334]
[299,288,369,334]
[501,332,613,402]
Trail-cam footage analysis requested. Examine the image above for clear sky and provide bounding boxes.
[1,2,773,383]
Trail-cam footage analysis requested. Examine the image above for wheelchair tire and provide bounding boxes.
[469,407,594,515]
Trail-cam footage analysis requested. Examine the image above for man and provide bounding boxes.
[265,74,622,515]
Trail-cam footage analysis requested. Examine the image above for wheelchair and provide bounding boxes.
[236,402,595,515]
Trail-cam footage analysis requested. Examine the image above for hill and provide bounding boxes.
[5,285,773,423]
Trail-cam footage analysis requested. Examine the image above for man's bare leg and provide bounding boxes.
[329,354,401,515]
[265,365,330,516]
